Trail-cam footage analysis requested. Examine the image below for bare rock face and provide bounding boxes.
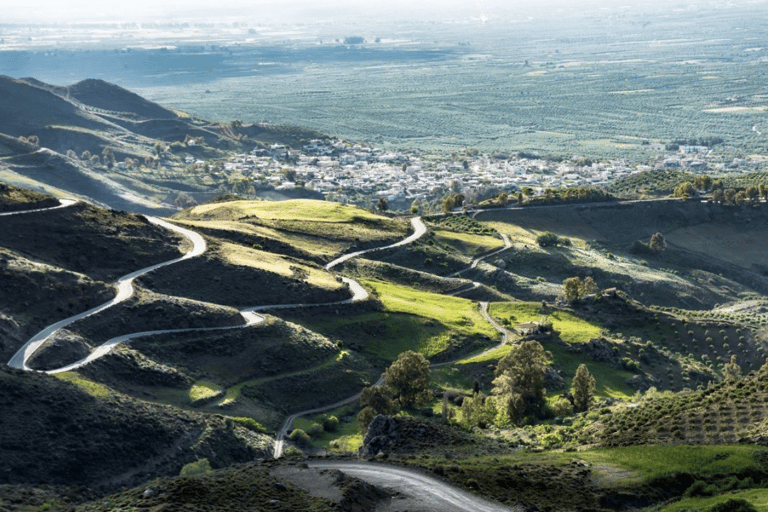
[361,415,475,457]
[361,415,399,456]
[26,329,91,371]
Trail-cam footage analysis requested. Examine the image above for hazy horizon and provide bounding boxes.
[4,0,753,24]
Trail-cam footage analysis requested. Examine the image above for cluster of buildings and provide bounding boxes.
[180,137,759,210]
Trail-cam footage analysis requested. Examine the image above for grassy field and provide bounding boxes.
[295,311,468,360]
[578,445,763,483]
[53,372,111,398]
[489,302,603,344]
[292,404,363,452]
[188,380,224,403]
[289,281,499,361]
[214,351,344,407]
[176,199,406,244]
[659,489,768,512]
[176,218,343,257]
[216,241,343,291]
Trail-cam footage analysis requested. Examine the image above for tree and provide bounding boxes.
[723,355,742,382]
[563,277,582,302]
[442,196,456,213]
[377,197,388,212]
[460,392,496,429]
[674,182,696,200]
[360,385,397,416]
[492,340,551,424]
[649,232,667,253]
[571,364,595,412]
[578,276,598,297]
[384,351,431,407]
[693,175,712,192]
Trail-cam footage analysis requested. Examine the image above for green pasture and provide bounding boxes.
[366,280,499,339]
[488,302,602,344]
[658,489,768,512]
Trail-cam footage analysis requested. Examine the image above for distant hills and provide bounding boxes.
[0,75,325,214]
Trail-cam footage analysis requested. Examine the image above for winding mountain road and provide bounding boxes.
[8,209,425,375]
[274,222,514,456]
[6,201,519,511]
[0,198,76,217]
[307,461,523,512]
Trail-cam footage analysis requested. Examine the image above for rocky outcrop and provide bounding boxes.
[361,415,475,456]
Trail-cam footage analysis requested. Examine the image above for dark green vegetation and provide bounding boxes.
[5,177,768,512]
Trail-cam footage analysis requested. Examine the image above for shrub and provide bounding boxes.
[308,422,324,438]
[684,480,717,498]
[179,458,212,477]
[536,232,560,247]
[709,499,758,512]
[323,415,340,432]
[552,397,574,417]
[289,428,311,447]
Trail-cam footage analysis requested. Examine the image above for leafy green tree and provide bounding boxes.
[674,182,696,200]
[357,406,377,433]
[377,197,388,212]
[322,415,340,432]
[492,340,551,424]
[723,355,742,381]
[459,392,496,429]
[384,351,431,407]
[563,277,582,302]
[693,175,713,191]
[649,232,667,252]
[580,276,599,297]
[571,364,595,412]
[360,385,397,416]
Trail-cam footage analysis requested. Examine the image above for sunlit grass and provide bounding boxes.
[189,380,224,403]
[367,280,498,340]
[54,372,111,398]
[658,489,768,512]
[489,302,602,344]
[218,242,343,291]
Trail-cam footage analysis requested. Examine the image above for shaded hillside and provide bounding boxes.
[0,366,272,491]
[1,149,178,214]
[64,78,179,119]
[0,199,184,280]
[475,200,768,305]
[0,76,108,138]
